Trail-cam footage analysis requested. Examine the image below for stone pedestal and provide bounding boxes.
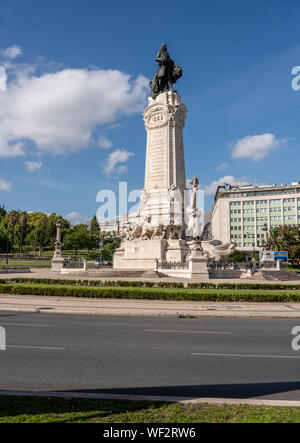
[114,239,189,270]
[187,252,209,279]
[51,258,65,273]
[260,250,275,264]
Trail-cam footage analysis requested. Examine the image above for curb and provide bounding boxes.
[1,390,300,407]
[1,305,300,319]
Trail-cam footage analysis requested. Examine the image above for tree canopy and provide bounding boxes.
[269,225,300,261]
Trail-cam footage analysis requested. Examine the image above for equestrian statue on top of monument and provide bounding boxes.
[150,43,183,99]
[114,43,236,275]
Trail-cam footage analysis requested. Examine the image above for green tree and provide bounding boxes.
[0,205,6,217]
[15,212,29,253]
[269,225,300,264]
[90,216,100,236]
[64,225,90,255]
[228,250,247,263]
[6,210,19,253]
[99,232,121,261]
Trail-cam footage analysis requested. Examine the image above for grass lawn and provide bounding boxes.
[0,396,300,423]
[284,268,300,274]
[0,261,51,268]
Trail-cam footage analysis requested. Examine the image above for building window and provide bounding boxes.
[270,199,281,204]
[257,200,268,205]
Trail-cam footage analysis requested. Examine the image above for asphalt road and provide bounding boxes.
[1,311,300,401]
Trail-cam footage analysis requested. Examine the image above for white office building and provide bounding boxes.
[212,181,300,251]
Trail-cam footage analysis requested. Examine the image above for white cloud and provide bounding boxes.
[0,178,12,192]
[116,165,129,175]
[1,45,22,59]
[96,136,112,149]
[0,64,149,158]
[65,212,90,225]
[231,133,287,162]
[25,161,43,172]
[0,67,6,91]
[205,175,246,196]
[103,149,134,175]
[217,162,228,171]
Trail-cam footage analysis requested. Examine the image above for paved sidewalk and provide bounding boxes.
[3,268,300,286]
[1,294,300,318]
[2,389,300,407]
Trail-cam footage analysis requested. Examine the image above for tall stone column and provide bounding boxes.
[51,220,65,272]
[141,91,188,229]
[113,91,190,270]
[144,91,187,192]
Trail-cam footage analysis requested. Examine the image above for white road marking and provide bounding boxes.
[7,345,66,351]
[0,323,54,328]
[192,352,300,359]
[146,329,232,335]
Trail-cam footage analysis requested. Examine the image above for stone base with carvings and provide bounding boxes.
[114,239,189,271]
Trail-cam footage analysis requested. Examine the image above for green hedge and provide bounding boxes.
[1,283,300,302]
[187,282,300,290]
[0,278,184,289]
[1,278,300,291]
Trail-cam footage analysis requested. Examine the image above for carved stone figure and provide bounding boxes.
[189,177,199,217]
[200,222,212,241]
[168,184,178,203]
[141,223,154,241]
[126,224,142,241]
[262,223,271,250]
[152,224,166,241]
[150,43,183,99]
[140,189,148,206]
[168,222,182,240]
[201,240,236,260]
[53,220,63,259]
[125,225,133,241]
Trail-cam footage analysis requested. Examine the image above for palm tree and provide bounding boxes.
[269,225,300,264]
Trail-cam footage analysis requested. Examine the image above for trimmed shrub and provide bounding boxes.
[0,283,300,303]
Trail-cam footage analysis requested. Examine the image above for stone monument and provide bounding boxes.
[114,44,193,270]
[260,223,275,264]
[51,220,65,272]
[114,44,236,277]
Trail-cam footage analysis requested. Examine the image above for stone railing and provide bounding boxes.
[63,260,85,270]
[156,260,189,271]
[208,261,250,271]
[0,266,31,274]
[61,259,87,274]
[259,261,278,270]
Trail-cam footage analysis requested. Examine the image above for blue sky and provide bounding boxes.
[0,0,300,223]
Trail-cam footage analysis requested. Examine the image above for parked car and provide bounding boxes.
[95,260,105,267]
